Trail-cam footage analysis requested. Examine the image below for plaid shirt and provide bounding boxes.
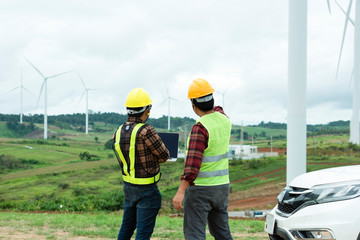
[181,106,228,185]
[114,117,169,179]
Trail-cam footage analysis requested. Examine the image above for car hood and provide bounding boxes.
[290,165,360,189]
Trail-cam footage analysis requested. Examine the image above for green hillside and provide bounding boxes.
[0,120,284,212]
[0,118,358,213]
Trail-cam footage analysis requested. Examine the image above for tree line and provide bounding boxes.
[6,121,37,136]
[0,113,196,131]
[0,113,350,135]
[0,155,42,173]
[250,120,349,136]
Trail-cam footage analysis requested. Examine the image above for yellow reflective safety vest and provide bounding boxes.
[113,123,161,185]
[193,112,232,186]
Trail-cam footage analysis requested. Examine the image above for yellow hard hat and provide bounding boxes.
[188,78,214,99]
[125,88,153,108]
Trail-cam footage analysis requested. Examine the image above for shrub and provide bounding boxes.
[349,143,360,152]
[242,159,266,170]
[229,159,242,167]
[0,155,43,173]
[79,151,99,161]
[73,188,85,196]
[58,183,70,189]
[104,139,114,150]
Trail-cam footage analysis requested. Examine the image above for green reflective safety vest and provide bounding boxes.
[193,112,232,186]
[113,123,160,185]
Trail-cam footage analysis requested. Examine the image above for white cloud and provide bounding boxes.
[0,0,357,125]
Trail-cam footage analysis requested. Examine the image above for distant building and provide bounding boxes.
[174,144,278,163]
[228,144,278,160]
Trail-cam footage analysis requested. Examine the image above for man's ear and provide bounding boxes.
[192,103,199,114]
[143,108,149,117]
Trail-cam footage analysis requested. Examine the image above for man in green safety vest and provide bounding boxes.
[113,88,170,240]
[172,79,233,240]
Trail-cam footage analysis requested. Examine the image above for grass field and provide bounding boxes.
[0,125,286,211]
[0,211,267,240]
[1,122,358,211]
[1,121,359,239]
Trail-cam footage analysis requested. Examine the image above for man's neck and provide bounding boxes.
[197,109,215,117]
[140,110,149,122]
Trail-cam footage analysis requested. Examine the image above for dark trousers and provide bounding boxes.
[183,184,233,240]
[117,182,161,240]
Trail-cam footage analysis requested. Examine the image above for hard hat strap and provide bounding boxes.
[195,94,213,103]
[127,106,147,115]
[126,104,152,115]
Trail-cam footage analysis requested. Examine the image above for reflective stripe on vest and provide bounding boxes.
[197,168,229,178]
[202,152,229,163]
[194,112,231,186]
[114,123,160,185]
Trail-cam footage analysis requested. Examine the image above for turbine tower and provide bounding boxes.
[159,87,180,131]
[6,68,34,123]
[23,56,73,139]
[287,0,307,184]
[330,0,360,144]
[77,71,96,135]
[216,86,230,108]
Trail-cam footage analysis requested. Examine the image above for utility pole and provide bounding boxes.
[184,124,187,150]
[240,124,244,156]
[20,71,23,124]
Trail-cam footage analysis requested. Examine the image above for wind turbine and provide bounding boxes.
[215,86,230,108]
[6,68,34,123]
[77,71,97,134]
[329,0,360,144]
[23,56,73,139]
[159,87,181,131]
[333,0,354,80]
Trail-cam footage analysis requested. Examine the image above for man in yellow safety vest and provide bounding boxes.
[172,79,233,240]
[113,88,169,240]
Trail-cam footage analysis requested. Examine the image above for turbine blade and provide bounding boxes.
[47,69,73,79]
[169,97,182,102]
[22,87,35,96]
[348,69,354,90]
[334,0,355,26]
[36,81,45,108]
[159,98,168,106]
[335,0,353,80]
[76,70,87,89]
[23,56,46,79]
[77,91,86,107]
[6,86,20,95]
[327,0,331,14]
[20,66,23,85]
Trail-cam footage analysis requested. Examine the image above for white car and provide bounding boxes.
[265,165,360,240]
